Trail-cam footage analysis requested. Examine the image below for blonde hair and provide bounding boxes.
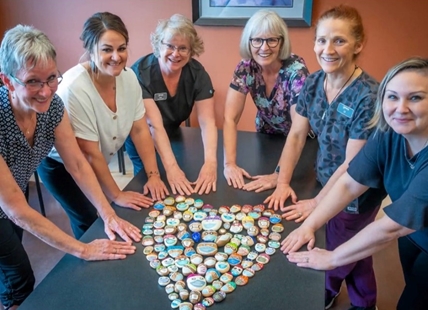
[239,10,291,60]
[367,57,428,131]
[151,14,204,58]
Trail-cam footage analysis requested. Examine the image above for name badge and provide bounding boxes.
[154,92,167,101]
[337,103,354,118]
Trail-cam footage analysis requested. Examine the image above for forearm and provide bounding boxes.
[223,118,238,165]
[150,126,179,170]
[277,133,306,185]
[330,216,412,267]
[200,120,218,164]
[132,130,160,176]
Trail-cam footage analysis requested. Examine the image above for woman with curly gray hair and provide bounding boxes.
[125,14,218,196]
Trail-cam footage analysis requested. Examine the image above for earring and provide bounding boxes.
[90,60,98,73]
[11,91,15,100]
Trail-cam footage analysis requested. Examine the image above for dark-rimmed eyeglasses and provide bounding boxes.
[11,72,63,92]
[249,37,282,48]
[161,41,190,56]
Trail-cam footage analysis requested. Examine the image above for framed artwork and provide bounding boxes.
[192,0,313,27]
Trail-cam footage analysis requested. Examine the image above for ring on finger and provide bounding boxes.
[297,212,303,218]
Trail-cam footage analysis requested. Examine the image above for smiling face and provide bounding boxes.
[91,30,127,77]
[382,70,428,138]
[10,58,58,113]
[158,34,191,74]
[314,18,362,75]
[250,32,282,69]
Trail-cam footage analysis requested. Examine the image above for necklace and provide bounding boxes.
[19,113,35,137]
[404,137,428,169]
[324,66,358,104]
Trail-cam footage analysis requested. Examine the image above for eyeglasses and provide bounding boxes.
[161,41,190,56]
[10,72,63,92]
[249,37,282,48]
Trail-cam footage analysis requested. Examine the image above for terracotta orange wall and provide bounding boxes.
[1,0,427,131]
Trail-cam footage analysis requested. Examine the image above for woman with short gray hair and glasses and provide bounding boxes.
[0,25,138,310]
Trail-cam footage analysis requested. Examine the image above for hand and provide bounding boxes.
[242,173,277,192]
[113,191,153,210]
[286,248,336,270]
[223,163,252,189]
[143,175,169,201]
[166,164,194,196]
[280,225,315,254]
[193,161,217,195]
[103,214,142,242]
[281,198,317,223]
[264,183,298,211]
[80,239,136,261]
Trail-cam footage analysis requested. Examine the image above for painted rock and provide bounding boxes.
[189,221,203,233]
[205,268,220,283]
[215,261,230,273]
[242,268,255,278]
[272,223,284,233]
[241,235,255,247]
[153,228,165,236]
[176,202,189,211]
[165,283,175,294]
[230,265,243,276]
[204,257,217,268]
[230,204,242,213]
[164,234,178,246]
[175,195,185,203]
[241,204,253,213]
[179,289,189,300]
[157,214,166,222]
[175,255,190,268]
[268,240,281,249]
[247,251,258,260]
[174,280,186,292]
[153,202,165,210]
[241,259,254,269]
[251,263,264,272]
[182,263,197,276]
[142,229,153,236]
[143,246,153,255]
[263,209,274,217]
[253,204,265,213]
[154,235,164,243]
[197,263,207,275]
[212,291,226,303]
[260,228,270,237]
[242,216,255,229]
[202,297,215,307]
[201,216,222,231]
[220,281,236,293]
[168,292,179,300]
[196,242,218,256]
[193,211,207,221]
[168,265,179,273]
[173,211,183,220]
[201,284,216,297]
[187,274,207,291]
[171,299,182,309]
[247,225,260,237]
[227,253,243,266]
[216,233,232,247]
[178,231,191,241]
[265,247,276,256]
[167,218,181,227]
[146,253,158,262]
[184,247,196,257]
[219,272,233,283]
[237,245,251,256]
[211,280,223,291]
[158,251,168,260]
[156,265,169,276]
[218,205,230,214]
[194,199,204,208]
[190,254,203,265]
[163,207,175,217]
[162,257,175,267]
[214,252,228,262]
[209,210,218,216]
[222,222,231,230]
[218,228,227,235]
[235,275,249,286]
[170,271,184,282]
[269,232,282,241]
[177,223,188,232]
[256,253,271,264]
[235,212,246,221]
[189,290,202,304]
[202,204,214,213]
[230,221,243,233]
[179,302,193,310]
[185,197,195,205]
[149,259,160,269]
[221,213,235,223]
[165,225,177,235]
[182,238,195,248]
[194,303,206,310]
[142,236,154,246]
[201,231,218,242]
[183,211,194,222]
[248,211,261,220]
[158,276,170,286]
[188,206,198,214]
[149,210,160,218]
[144,217,154,224]
[255,243,266,253]
[269,213,282,224]
[257,216,270,229]
[142,223,153,230]
[168,245,184,258]
[223,242,238,255]
[256,235,268,244]
[164,197,175,205]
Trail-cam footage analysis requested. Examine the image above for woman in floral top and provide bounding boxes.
[223,10,309,190]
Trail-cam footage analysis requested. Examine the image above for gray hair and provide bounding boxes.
[0,24,56,76]
[368,57,428,132]
[239,10,291,60]
[151,14,204,58]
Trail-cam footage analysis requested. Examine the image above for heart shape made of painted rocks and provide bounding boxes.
[141,196,284,310]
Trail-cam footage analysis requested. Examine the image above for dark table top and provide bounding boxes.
[20,128,324,310]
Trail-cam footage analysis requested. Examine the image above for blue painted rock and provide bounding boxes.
[196,242,218,256]
[187,274,207,291]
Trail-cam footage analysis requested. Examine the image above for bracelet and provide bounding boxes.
[147,171,160,178]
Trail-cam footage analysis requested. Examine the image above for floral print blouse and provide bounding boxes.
[230,54,309,135]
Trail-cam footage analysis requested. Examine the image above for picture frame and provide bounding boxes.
[192,0,313,28]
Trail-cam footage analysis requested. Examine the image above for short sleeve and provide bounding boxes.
[229,60,251,95]
[348,132,384,189]
[131,57,154,100]
[286,56,310,106]
[194,68,214,101]
[295,75,313,118]
[348,93,377,140]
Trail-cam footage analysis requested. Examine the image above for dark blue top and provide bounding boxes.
[296,70,386,213]
[348,129,428,253]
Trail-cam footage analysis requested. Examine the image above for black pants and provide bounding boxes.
[397,236,428,309]
[0,219,35,309]
[37,157,98,239]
